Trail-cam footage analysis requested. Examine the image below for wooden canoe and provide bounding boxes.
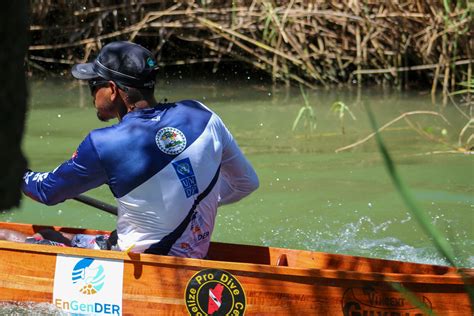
[0,221,472,315]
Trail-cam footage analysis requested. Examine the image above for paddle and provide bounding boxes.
[73,194,117,215]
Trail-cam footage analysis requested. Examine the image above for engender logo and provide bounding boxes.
[53,255,124,316]
[72,258,105,295]
[185,269,246,315]
[54,299,120,315]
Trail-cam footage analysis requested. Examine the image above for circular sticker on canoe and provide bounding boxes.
[184,269,246,315]
[155,127,187,155]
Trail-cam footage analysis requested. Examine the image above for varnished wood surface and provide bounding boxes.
[0,221,472,315]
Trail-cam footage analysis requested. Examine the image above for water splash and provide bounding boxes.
[0,302,65,315]
[259,215,473,267]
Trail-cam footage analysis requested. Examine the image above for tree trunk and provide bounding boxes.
[0,1,29,210]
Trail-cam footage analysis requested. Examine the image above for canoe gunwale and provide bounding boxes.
[0,240,470,286]
[1,221,472,286]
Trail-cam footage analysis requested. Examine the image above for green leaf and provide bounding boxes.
[364,102,474,305]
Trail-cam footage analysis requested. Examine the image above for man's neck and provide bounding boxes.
[127,98,157,112]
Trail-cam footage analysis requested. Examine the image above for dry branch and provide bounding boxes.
[335,111,450,153]
[27,0,472,92]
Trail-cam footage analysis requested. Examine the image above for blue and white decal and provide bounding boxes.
[172,158,199,198]
[72,258,106,295]
[53,255,124,315]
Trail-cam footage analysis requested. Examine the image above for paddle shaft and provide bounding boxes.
[73,194,118,215]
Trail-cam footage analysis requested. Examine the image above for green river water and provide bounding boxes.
[2,78,473,268]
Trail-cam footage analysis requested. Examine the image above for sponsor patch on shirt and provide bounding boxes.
[172,158,199,198]
[155,127,187,155]
[190,212,209,244]
[23,171,49,184]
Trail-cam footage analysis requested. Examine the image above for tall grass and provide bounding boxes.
[449,74,473,149]
[365,102,474,307]
[292,85,317,132]
[330,101,356,135]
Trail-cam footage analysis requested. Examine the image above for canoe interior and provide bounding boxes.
[0,221,462,275]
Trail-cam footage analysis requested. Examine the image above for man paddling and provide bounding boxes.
[19,41,259,258]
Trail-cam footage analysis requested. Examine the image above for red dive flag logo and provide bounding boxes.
[184,269,246,315]
[208,283,224,314]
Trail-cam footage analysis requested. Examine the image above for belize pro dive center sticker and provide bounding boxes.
[155,127,187,155]
[185,269,246,315]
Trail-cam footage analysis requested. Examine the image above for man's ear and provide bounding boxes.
[109,81,119,101]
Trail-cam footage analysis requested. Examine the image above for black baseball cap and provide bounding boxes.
[71,41,159,89]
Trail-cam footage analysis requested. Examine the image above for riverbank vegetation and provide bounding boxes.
[29,1,472,100]
[28,1,473,152]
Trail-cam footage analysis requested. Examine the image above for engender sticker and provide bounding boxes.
[53,255,124,315]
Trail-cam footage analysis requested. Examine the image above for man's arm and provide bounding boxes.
[22,134,108,205]
[217,122,259,206]
[0,229,29,242]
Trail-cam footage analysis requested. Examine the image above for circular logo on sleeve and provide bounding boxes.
[155,127,187,155]
[184,269,246,315]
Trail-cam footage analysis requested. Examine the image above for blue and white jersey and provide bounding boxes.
[22,100,259,258]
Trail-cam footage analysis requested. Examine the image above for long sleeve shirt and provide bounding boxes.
[22,100,259,258]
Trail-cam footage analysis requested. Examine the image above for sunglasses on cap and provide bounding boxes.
[88,79,109,95]
[88,79,129,95]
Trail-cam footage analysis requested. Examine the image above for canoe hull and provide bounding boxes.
[0,222,472,315]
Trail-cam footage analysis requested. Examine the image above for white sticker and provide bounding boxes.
[53,255,124,315]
